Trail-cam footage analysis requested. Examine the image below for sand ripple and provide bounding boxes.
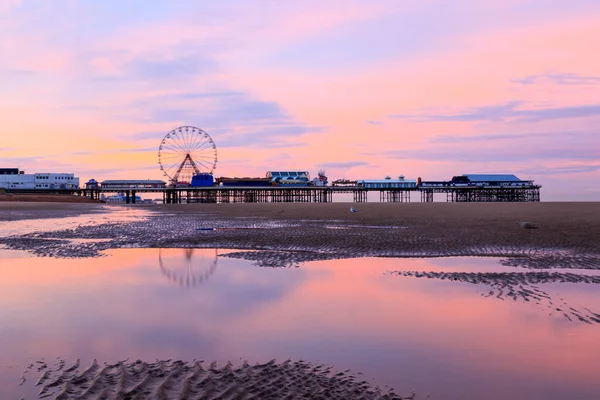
[25,358,412,400]
[2,214,600,273]
[392,271,600,324]
[220,250,344,268]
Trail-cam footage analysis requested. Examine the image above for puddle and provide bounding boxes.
[2,250,599,400]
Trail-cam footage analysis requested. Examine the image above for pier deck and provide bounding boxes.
[74,185,541,204]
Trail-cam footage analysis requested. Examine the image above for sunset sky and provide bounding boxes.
[1,0,599,200]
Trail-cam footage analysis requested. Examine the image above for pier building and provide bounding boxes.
[0,169,79,190]
[267,171,311,186]
[357,176,418,189]
[419,173,540,202]
[100,180,167,190]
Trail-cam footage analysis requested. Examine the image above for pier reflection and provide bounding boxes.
[158,248,218,287]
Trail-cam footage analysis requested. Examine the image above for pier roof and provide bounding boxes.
[358,178,417,183]
[463,174,523,182]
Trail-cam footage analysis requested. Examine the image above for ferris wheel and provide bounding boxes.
[158,126,217,185]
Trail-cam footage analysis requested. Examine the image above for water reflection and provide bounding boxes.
[1,251,600,400]
[0,207,151,237]
[159,248,218,287]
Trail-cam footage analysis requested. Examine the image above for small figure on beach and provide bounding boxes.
[519,222,539,229]
[350,207,359,213]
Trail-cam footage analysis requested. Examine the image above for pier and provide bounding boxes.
[420,186,541,202]
[77,185,541,204]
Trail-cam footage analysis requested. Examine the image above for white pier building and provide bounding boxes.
[0,168,80,190]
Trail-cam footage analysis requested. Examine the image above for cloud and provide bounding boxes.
[380,143,599,164]
[428,131,566,144]
[429,133,530,143]
[316,161,369,169]
[90,52,218,82]
[63,90,323,151]
[129,55,215,79]
[217,125,322,149]
[373,129,600,165]
[76,91,324,149]
[128,131,167,140]
[76,165,161,176]
[513,72,600,86]
[366,120,382,125]
[390,102,522,122]
[519,165,600,175]
[390,102,600,123]
[221,140,307,150]
[0,155,40,166]
[0,0,21,13]
[3,68,37,76]
[70,147,157,156]
[0,155,91,173]
[120,91,296,126]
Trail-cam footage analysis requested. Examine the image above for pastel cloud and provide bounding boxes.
[0,0,21,13]
[513,72,600,86]
[1,1,599,199]
[390,102,600,123]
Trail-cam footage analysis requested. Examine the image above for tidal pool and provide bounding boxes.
[1,249,600,399]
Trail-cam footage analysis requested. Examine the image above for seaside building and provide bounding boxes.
[0,168,21,175]
[459,174,533,187]
[85,179,100,189]
[419,174,535,188]
[0,169,80,190]
[357,175,418,189]
[266,171,311,186]
[100,180,167,190]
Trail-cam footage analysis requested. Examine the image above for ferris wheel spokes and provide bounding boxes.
[157,126,218,185]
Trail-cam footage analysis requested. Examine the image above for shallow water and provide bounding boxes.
[0,206,151,237]
[1,249,600,399]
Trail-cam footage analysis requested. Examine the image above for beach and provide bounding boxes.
[3,201,600,399]
[2,201,600,259]
[0,193,103,204]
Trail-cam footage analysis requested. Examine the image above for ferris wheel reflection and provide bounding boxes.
[158,248,218,288]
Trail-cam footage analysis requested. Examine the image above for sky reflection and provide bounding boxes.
[1,250,599,399]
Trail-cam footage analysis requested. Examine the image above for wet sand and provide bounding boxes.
[0,202,105,221]
[4,202,600,398]
[24,358,410,400]
[1,202,600,262]
[0,194,103,204]
[152,201,600,253]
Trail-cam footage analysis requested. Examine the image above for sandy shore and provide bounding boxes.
[5,202,600,397]
[0,194,103,204]
[149,202,600,252]
[0,201,105,221]
[2,202,600,260]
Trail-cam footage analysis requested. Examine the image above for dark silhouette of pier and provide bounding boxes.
[78,185,541,204]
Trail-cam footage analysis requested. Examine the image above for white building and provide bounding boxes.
[357,175,418,189]
[0,169,80,190]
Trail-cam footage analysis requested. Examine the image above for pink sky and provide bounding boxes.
[1,1,599,199]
